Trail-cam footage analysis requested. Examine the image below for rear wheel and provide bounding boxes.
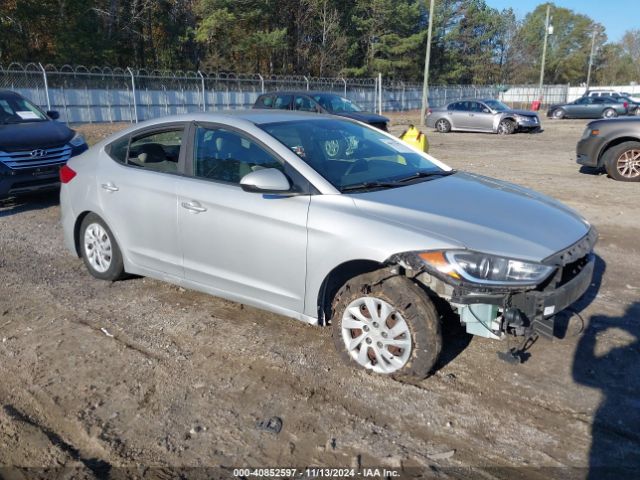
[80,213,125,281]
[435,118,451,133]
[602,108,617,119]
[604,141,640,182]
[331,270,442,381]
[497,119,515,135]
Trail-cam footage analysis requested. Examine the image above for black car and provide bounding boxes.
[254,91,390,130]
[0,90,88,198]
[576,117,640,182]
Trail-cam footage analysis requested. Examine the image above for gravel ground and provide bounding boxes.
[0,115,639,479]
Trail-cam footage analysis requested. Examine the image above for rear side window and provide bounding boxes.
[255,95,274,108]
[108,136,130,164]
[127,129,183,174]
[274,95,292,109]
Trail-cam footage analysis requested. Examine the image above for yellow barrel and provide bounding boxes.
[399,125,429,153]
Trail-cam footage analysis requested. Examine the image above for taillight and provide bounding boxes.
[624,102,629,108]
[428,108,432,115]
[59,165,76,183]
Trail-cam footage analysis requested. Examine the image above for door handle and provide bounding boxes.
[181,201,207,213]
[101,182,119,192]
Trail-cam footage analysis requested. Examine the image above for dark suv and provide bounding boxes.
[577,117,640,181]
[0,90,88,198]
[254,91,389,130]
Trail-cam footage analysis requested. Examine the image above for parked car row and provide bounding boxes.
[547,95,635,119]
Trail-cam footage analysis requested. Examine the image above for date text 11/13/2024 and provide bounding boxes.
[232,468,401,478]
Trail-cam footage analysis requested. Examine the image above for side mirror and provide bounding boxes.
[240,168,291,194]
[47,110,60,120]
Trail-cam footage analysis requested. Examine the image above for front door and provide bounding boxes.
[177,123,310,314]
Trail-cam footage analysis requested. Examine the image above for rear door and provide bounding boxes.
[448,101,468,128]
[177,122,311,313]
[98,124,186,277]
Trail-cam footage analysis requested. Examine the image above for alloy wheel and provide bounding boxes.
[436,119,449,132]
[341,296,412,374]
[83,222,113,273]
[616,149,640,179]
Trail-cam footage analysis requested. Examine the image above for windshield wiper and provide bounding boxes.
[340,181,400,192]
[393,169,457,183]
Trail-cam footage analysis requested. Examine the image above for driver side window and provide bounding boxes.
[192,126,284,184]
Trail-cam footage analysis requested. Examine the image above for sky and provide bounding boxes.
[484,0,640,42]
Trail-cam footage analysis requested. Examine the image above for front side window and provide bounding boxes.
[0,95,48,123]
[193,126,284,184]
[256,95,274,108]
[312,94,362,113]
[274,95,292,110]
[294,95,317,112]
[127,129,183,173]
[261,119,448,192]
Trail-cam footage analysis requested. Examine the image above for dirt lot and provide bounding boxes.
[1,115,639,479]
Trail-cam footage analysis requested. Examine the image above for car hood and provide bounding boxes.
[0,120,74,151]
[336,111,390,125]
[350,172,590,262]
[506,109,538,116]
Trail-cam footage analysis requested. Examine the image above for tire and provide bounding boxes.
[497,119,515,135]
[602,108,617,119]
[79,213,126,281]
[435,118,451,133]
[552,109,565,119]
[603,141,640,182]
[330,269,442,381]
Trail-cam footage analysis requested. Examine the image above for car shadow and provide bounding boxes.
[0,191,59,218]
[572,301,640,479]
[578,166,606,177]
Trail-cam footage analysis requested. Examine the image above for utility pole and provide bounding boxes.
[586,28,597,90]
[538,3,551,102]
[420,0,436,126]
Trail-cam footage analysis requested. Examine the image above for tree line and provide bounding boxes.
[1,0,638,85]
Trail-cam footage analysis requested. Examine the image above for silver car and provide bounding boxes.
[427,99,541,134]
[60,111,596,380]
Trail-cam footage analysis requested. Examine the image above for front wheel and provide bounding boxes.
[80,213,126,281]
[331,270,442,381]
[604,141,640,182]
[497,119,516,135]
[552,109,565,119]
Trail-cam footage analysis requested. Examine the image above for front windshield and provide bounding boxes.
[0,95,48,123]
[261,119,449,192]
[312,94,363,113]
[483,99,509,112]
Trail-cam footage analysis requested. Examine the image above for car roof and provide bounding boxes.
[258,91,343,97]
[0,90,23,99]
[116,110,347,132]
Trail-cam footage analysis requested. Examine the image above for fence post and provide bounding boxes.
[38,63,51,111]
[304,75,309,91]
[378,73,382,115]
[197,70,206,111]
[257,74,265,94]
[127,67,138,123]
[339,77,347,97]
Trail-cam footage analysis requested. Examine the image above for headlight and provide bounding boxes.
[69,132,86,147]
[418,250,554,286]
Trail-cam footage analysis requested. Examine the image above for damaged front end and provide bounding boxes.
[386,228,598,340]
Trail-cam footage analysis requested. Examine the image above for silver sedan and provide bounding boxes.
[426,99,541,134]
[60,111,595,380]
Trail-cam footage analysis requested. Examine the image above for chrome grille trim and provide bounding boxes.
[0,145,71,169]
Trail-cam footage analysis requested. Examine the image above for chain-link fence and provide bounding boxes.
[0,62,582,124]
